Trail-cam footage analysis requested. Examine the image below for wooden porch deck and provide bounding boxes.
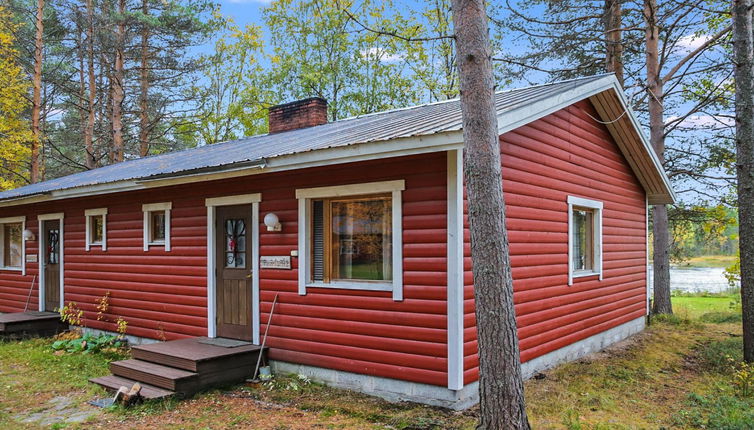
[91,337,266,400]
[0,312,68,339]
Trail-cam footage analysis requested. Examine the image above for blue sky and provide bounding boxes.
[216,0,267,27]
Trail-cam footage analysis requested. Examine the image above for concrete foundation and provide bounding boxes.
[271,316,646,409]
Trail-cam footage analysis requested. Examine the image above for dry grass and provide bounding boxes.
[0,311,749,429]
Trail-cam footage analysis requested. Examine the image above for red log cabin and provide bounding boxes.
[0,75,674,408]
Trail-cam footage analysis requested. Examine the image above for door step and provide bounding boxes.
[89,375,175,400]
[110,359,198,393]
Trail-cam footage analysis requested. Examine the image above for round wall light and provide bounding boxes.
[264,213,282,232]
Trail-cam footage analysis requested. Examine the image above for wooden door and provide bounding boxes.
[43,220,61,311]
[215,205,253,340]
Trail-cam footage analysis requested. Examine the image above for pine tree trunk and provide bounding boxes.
[139,0,150,157]
[85,0,96,169]
[604,0,623,86]
[733,0,754,363]
[450,0,530,428]
[31,0,44,183]
[644,0,672,315]
[111,0,126,163]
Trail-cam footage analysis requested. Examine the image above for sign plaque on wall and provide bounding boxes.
[27,254,38,263]
[260,256,292,270]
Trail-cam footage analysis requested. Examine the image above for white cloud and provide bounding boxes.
[666,114,734,130]
[360,47,404,63]
[676,34,712,53]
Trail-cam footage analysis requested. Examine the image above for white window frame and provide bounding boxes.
[85,208,108,251]
[0,216,25,273]
[296,180,405,301]
[142,202,172,251]
[567,196,603,285]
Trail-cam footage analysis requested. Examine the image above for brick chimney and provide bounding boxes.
[268,97,328,134]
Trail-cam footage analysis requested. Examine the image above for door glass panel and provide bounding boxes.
[225,218,246,268]
[47,228,60,265]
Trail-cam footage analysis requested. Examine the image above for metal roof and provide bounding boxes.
[0,74,670,203]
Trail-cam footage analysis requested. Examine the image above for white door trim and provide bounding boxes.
[205,194,261,344]
[37,212,65,312]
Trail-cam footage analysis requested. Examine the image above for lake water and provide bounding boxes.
[649,266,737,294]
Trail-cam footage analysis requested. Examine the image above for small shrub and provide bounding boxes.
[60,302,84,326]
[116,316,128,336]
[731,360,754,397]
[96,292,110,321]
[264,373,313,392]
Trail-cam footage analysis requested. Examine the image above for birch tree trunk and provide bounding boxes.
[450,0,530,428]
[31,0,44,183]
[138,0,150,157]
[85,0,96,169]
[733,0,754,363]
[644,0,673,315]
[111,0,126,163]
[604,0,623,86]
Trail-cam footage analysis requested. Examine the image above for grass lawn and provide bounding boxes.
[1,301,751,429]
[674,255,737,268]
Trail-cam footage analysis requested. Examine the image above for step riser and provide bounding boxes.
[132,349,264,374]
[89,375,175,400]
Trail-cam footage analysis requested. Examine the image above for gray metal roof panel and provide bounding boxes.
[0,74,610,201]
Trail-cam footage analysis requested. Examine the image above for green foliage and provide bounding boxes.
[51,332,126,355]
[666,205,738,264]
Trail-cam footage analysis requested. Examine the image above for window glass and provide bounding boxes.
[91,215,103,244]
[572,208,594,272]
[311,195,392,283]
[3,223,22,268]
[151,211,166,242]
[225,219,246,268]
[47,228,60,265]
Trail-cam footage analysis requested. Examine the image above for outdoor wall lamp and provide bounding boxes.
[23,229,35,241]
[264,213,282,232]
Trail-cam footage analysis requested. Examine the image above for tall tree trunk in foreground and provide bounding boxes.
[645,0,673,315]
[734,0,754,363]
[604,0,623,86]
[85,0,96,169]
[138,0,150,157]
[111,0,126,163]
[31,0,44,183]
[450,0,530,428]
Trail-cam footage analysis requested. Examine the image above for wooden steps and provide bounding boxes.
[91,337,266,400]
[0,312,68,339]
[110,359,198,392]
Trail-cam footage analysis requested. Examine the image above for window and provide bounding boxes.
[567,196,603,285]
[297,180,404,300]
[85,208,107,251]
[0,217,24,270]
[142,202,172,251]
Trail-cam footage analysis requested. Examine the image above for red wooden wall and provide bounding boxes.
[0,153,450,387]
[463,100,648,384]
